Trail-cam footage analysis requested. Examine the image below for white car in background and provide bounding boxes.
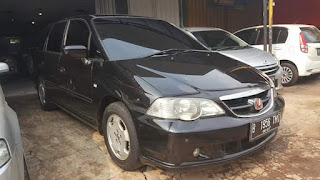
[184,27,283,90]
[235,25,320,86]
[0,62,26,180]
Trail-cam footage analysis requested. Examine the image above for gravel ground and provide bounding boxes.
[6,77,320,180]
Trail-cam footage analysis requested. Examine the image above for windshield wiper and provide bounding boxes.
[147,49,192,57]
[211,47,235,51]
[212,45,250,51]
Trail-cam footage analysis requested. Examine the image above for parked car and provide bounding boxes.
[0,37,22,74]
[36,15,285,170]
[184,27,283,90]
[0,62,26,179]
[235,24,320,86]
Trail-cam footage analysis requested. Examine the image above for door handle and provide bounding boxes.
[59,67,65,73]
[81,58,92,65]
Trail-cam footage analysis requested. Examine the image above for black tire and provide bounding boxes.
[24,156,30,180]
[38,77,57,111]
[307,73,320,80]
[102,102,142,171]
[281,62,299,86]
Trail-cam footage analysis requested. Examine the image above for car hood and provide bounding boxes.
[117,51,269,96]
[218,47,277,67]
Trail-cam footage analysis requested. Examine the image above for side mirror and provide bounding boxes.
[0,63,9,74]
[63,45,87,58]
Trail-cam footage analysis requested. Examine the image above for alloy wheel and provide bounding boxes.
[282,66,294,84]
[107,114,130,160]
[38,81,46,105]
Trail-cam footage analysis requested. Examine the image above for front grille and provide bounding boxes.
[222,89,272,116]
[218,133,271,156]
[195,133,274,161]
[257,64,279,76]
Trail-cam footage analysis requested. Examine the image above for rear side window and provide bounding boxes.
[66,20,90,48]
[256,28,288,45]
[277,29,288,44]
[235,29,256,45]
[47,22,67,52]
[300,27,320,43]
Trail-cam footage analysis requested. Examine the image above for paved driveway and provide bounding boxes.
[5,78,320,180]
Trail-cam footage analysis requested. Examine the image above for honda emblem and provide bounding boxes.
[248,98,264,111]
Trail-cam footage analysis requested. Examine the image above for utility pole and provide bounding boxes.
[268,0,274,54]
[263,0,268,52]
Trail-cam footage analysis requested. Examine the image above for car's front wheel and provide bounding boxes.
[281,62,299,86]
[102,102,142,171]
[38,78,56,111]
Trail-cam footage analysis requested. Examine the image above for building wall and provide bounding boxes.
[274,0,320,27]
[183,0,263,32]
[95,0,115,14]
[95,0,181,26]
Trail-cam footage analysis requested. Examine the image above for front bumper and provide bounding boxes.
[135,96,285,169]
[0,143,24,180]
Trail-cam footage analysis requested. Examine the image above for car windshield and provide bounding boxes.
[93,18,205,61]
[300,27,320,43]
[191,30,248,50]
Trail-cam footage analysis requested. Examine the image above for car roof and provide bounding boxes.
[184,27,226,32]
[69,14,159,21]
[236,24,316,32]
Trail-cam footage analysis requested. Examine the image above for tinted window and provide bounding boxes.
[94,18,204,61]
[256,28,288,45]
[234,29,256,45]
[301,27,320,43]
[277,29,288,43]
[66,20,90,48]
[47,22,67,52]
[192,30,247,49]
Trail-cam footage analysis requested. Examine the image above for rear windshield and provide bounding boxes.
[192,30,247,49]
[300,27,320,43]
[94,18,205,61]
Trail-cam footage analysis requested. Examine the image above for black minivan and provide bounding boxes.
[36,15,285,170]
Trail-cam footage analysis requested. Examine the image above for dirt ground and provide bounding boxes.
[6,77,320,180]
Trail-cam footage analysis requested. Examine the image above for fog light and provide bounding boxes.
[193,148,200,157]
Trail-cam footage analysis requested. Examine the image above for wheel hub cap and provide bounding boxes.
[39,82,46,104]
[107,114,130,160]
[282,67,293,84]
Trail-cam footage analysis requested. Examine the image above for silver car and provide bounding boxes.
[184,27,283,90]
[0,62,25,180]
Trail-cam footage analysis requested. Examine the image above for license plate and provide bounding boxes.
[249,112,281,142]
[317,49,320,56]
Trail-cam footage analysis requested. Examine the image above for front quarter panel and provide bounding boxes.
[0,87,24,180]
[91,62,162,121]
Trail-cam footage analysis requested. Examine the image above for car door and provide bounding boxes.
[43,21,69,103]
[62,19,95,121]
[272,28,289,59]
[252,27,288,59]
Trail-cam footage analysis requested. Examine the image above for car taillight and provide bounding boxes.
[300,33,308,53]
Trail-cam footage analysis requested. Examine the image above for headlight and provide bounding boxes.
[146,98,225,121]
[0,139,10,167]
[272,54,280,66]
